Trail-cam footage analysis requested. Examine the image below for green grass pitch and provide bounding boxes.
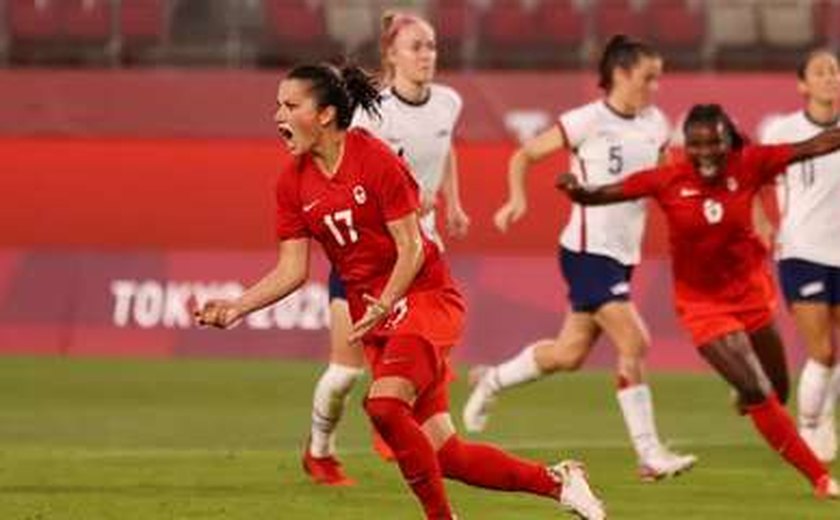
[0,356,837,519]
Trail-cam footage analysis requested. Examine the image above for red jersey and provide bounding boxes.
[274,129,453,321]
[621,144,794,307]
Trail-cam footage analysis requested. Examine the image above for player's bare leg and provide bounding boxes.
[463,313,599,432]
[303,299,364,486]
[596,301,696,481]
[700,331,838,498]
[749,325,790,398]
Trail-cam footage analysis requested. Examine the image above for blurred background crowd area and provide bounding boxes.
[2,0,840,70]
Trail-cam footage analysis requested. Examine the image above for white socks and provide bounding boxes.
[309,363,364,457]
[798,359,833,429]
[820,363,840,419]
[485,344,542,393]
[616,384,661,460]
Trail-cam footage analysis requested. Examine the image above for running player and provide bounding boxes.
[194,63,605,520]
[463,34,696,480]
[761,48,840,464]
[303,11,469,484]
[557,103,840,498]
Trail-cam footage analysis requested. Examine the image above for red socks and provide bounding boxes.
[747,394,827,486]
[437,436,559,498]
[365,397,561,517]
[365,397,453,520]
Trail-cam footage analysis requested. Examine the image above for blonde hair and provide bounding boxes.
[379,11,428,82]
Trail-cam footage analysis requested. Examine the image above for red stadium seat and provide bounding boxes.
[593,0,648,47]
[814,0,840,46]
[9,0,112,63]
[120,0,166,43]
[64,0,112,42]
[265,0,327,45]
[261,0,340,65]
[533,0,587,66]
[9,0,62,40]
[648,0,705,69]
[478,0,541,67]
[429,0,472,67]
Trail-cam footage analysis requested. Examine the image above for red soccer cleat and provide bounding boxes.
[372,430,395,462]
[302,448,355,486]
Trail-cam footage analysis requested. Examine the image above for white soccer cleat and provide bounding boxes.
[550,460,606,520]
[462,366,496,433]
[638,447,697,482]
[814,474,840,500]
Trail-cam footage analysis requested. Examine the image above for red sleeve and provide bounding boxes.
[620,166,665,199]
[748,144,795,186]
[275,167,310,240]
[372,146,421,222]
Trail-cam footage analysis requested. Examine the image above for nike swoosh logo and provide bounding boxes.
[679,188,699,197]
[302,200,321,212]
[382,357,410,365]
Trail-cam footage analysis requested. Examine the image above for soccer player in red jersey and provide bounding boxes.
[193,63,605,520]
[304,11,470,482]
[556,103,840,499]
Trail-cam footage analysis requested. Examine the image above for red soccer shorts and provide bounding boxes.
[675,266,778,346]
[365,335,453,424]
[678,304,775,346]
[364,286,466,348]
[362,286,465,424]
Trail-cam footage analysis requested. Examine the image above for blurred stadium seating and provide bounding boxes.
[1,0,839,69]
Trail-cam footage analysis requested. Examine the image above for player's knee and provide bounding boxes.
[810,348,836,366]
[616,353,646,384]
[542,343,587,372]
[364,397,410,434]
[616,335,649,360]
[322,364,363,396]
[436,437,467,478]
[735,385,768,407]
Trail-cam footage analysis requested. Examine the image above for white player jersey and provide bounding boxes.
[558,100,670,265]
[352,83,462,242]
[761,111,840,266]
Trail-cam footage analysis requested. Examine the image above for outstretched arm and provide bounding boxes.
[555,173,639,205]
[790,127,840,163]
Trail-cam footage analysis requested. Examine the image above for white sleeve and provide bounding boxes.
[759,117,784,145]
[557,105,594,148]
[450,88,463,122]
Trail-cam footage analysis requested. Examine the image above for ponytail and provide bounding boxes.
[340,64,381,126]
[287,62,381,129]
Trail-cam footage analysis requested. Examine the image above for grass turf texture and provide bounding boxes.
[0,357,837,519]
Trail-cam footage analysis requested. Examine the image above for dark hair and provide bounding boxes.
[597,34,660,91]
[683,104,747,150]
[287,63,381,129]
[796,47,837,80]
